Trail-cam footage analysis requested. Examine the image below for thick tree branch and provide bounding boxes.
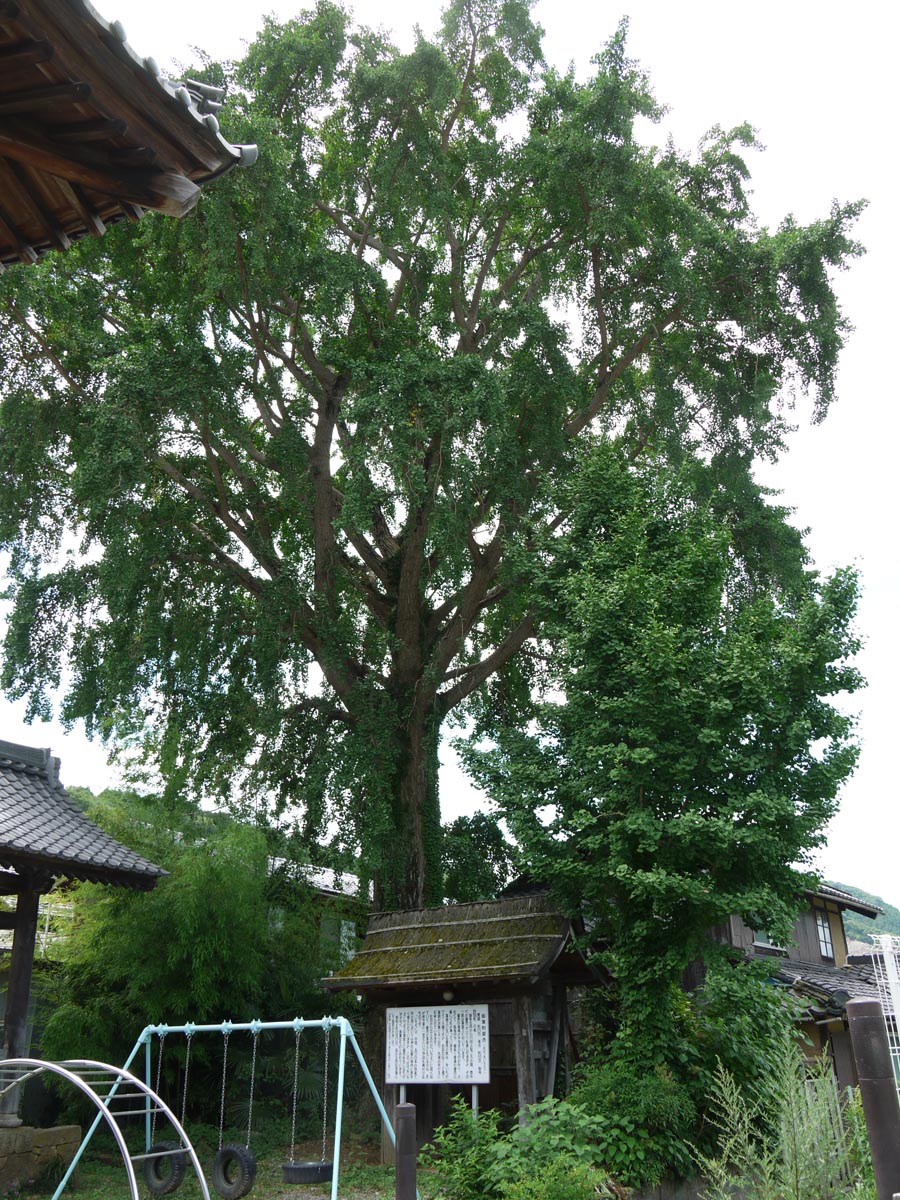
[566,301,686,437]
[437,612,537,714]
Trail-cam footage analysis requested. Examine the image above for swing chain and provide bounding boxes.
[321,1026,330,1163]
[289,1029,301,1164]
[246,1031,259,1150]
[152,1032,166,1143]
[218,1032,229,1152]
[180,1032,192,1128]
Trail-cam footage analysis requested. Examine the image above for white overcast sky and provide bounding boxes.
[2,1,897,902]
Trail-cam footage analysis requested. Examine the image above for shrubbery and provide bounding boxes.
[696,1034,876,1200]
[424,1097,617,1200]
[569,1059,696,1185]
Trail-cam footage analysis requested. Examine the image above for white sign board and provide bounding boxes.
[385,1004,490,1084]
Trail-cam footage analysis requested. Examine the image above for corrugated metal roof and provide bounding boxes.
[323,893,584,992]
[0,738,166,889]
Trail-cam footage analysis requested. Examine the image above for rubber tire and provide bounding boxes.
[212,1144,257,1199]
[282,1160,334,1185]
[143,1141,187,1195]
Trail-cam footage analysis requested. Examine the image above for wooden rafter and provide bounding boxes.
[0,0,256,265]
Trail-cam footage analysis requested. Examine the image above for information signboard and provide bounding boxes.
[385,1004,490,1084]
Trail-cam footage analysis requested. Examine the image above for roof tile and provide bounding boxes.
[0,738,166,890]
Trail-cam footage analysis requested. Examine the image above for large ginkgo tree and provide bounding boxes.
[0,0,862,907]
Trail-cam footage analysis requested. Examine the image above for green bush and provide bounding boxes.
[424,1097,619,1200]
[570,1058,696,1185]
[500,1155,616,1200]
[485,1096,610,1188]
[424,1097,505,1200]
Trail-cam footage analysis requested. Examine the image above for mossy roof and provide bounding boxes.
[323,892,580,992]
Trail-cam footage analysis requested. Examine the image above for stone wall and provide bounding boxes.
[0,1124,81,1194]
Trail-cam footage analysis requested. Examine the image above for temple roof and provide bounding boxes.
[0,738,166,890]
[0,0,256,266]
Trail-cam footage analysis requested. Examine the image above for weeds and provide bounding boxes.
[696,1034,876,1200]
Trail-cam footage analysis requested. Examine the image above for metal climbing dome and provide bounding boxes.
[0,1058,210,1200]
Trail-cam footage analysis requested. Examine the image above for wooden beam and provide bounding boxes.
[0,82,92,116]
[55,177,105,235]
[0,0,22,17]
[110,145,159,166]
[2,158,72,250]
[0,200,39,263]
[512,993,537,1123]
[543,984,563,1099]
[0,121,200,216]
[0,912,17,930]
[49,117,127,142]
[0,38,54,67]
[1,887,40,1121]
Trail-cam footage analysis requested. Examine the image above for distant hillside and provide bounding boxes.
[827,880,900,944]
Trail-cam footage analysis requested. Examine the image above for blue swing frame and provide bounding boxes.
[52,1016,398,1200]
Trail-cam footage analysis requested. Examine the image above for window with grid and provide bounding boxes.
[816,909,834,960]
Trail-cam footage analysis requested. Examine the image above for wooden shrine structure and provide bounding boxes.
[322,891,599,1148]
[0,0,256,266]
[0,739,166,1124]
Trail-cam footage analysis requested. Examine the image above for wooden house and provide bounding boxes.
[322,891,598,1148]
[709,883,883,1088]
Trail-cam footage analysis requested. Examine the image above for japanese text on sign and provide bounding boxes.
[385,1005,490,1084]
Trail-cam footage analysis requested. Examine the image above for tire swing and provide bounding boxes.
[212,1027,258,1200]
[144,1029,188,1196]
[282,1023,334,1186]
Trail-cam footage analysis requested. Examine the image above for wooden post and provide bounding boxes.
[512,994,536,1123]
[543,984,563,1099]
[381,1084,398,1164]
[394,1102,416,1200]
[846,999,900,1200]
[1,884,41,1125]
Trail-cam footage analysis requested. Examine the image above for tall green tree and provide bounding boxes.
[0,0,862,908]
[463,447,861,1063]
[39,790,358,1076]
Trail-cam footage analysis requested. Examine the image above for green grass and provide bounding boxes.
[26,1147,396,1200]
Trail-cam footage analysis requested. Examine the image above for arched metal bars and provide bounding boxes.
[0,1057,210,1200]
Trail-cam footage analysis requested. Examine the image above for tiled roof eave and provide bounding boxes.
[0,0,257,265]
[0,737,167,890]
[0,847,165,890]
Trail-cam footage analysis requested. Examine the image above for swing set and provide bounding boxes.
[24,1017,399,1200]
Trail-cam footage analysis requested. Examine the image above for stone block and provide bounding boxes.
[38,1124,80,1148]
[0,1124,82,1195]
[14,1126,34,1152]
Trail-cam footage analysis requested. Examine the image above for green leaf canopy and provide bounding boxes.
[0,0,862,907]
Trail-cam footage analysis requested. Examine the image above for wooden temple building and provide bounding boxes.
[0,0,256,266]
[0,739,166,1124]
[323,891,599,1147]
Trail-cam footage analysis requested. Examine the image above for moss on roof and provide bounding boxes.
[324,893,576,991]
